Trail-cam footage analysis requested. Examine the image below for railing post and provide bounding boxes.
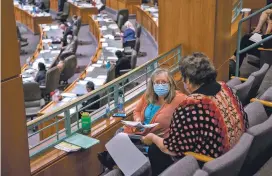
[113,84,119,109]
[64,110,71,136]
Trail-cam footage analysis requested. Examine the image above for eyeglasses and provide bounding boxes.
[153,81,169,84]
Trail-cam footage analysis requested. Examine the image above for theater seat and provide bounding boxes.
[244,101,268,128]
[60,55,77,84]
[226,77,242,89]
[240,114,272,176]
[160,156,206,176]
[202,133,253,176]
[259,86,272,102]
[233,76,255,105]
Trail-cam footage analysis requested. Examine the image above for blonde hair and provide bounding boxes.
[145,68,177,104]
[124,21,135,31]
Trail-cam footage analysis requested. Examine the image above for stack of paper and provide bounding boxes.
[61,93,77,98]
[51,25,59,30]
[102,42,108,47]
[55,142,81,152]
[249,33,263,43]
[86,66,95,72]
[103,34,114,40]
[108,24,118,29]
[100,26,107,31]
[42,39,53,43]
[107,56,118,61]
[121,120,159,129]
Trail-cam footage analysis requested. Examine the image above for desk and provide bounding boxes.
[135,5,158,43]
[38,13,123,140]
[67,0,98,24]
[14,2,52,34]
[21,24,63,83]
[106,0,141,14]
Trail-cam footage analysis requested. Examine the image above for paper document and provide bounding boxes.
[107,56,118,61]
[61,93,77,98]
[42,39,53,43]
[249,33,263,43]
[65,133,99,149]
[77,80,88,85]
[91,63,102,67]
[55,142,81,152]
[100,38,106,42]
[51,25,59,29]
[51,50,61,54]
[86,66,95,72]
[97,75,107,79]
[106,133,149,176]
[103,34,114,40]
[108,24,118,29]
[40,50,50,53]
[121,120,159,129]
[102,42,108,47]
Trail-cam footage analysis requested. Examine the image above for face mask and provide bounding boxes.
[153,83,170,97]
[67,39,71,44]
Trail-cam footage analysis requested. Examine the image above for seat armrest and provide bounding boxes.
[250,98,272,108]
[184,152,214,163]
[230,76,248,82]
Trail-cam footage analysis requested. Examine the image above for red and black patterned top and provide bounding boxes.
[163,81,248,158]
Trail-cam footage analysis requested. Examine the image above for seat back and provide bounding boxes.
[233,76,255,105]
[60,55,77,81]
[260,50,272,67]
[202,133,253,176]
[160,156,200,176]
[244,101,268,128]
[134,38,141,53]
[226,77,242,89]
[136,24,142,38]
[72,36,78,53]
[16,25,22,40]
[248,63,269,99]
[44,66,60,94]
[131,49,137,69]
[241,114,272,175]
[259,86,272,102]
[117,9,129,25]
[23,82,42,107]
[63,2,69,15]
[117,14,125,30]
[106,65,116,83]
[43,0,50,12]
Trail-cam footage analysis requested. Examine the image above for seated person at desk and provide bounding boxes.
[229,10,272,76]
[81,81,100,112]
[98,68,186,170]
[122,21,136,44]
[57,55,65,72]
[142,53,248,176]
[34,0,49,12]
[115,50,131,77]
[60,23,73,47]
[61,34,73,51]
[88,0,105,13]
[35,62,47,85]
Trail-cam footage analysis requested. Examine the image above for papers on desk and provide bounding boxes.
[147,7,159,13]
[55,142,81,152]
[77,80,88,85]
[92,63,102,67]
[51,50,61,54]
[103,34,114,40]
[108,24,119,30]
[121,120,159,129]
[100,26,108,31]
[23,77,35,82]
[97,75,107,79]
[249,33,263,43]
[51,25,59,30]
[97,60,104,64]
[42,39,53,43]
[105,47,124,53]
[78,4,94,8]
[43,28,50,32]
[102,42,108,48]
[104,18,114,23]
[153,13,159,18]
[107,56,118,61]
[100,38,106,42]
[61,97,73,102]
[61,93,77,98]
[84,77,105,86]
[40,50,50,54]
[86,66,95,72]
[96,17,104,22]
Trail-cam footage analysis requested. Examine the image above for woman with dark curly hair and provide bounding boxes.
[142,52,249,176]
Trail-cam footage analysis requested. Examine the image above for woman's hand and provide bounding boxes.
[141,133,154,145]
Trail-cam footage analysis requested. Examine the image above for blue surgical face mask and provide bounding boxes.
[153,83,170,97]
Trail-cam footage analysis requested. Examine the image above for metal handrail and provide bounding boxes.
[236,3,272,76]
[27,44,182,158]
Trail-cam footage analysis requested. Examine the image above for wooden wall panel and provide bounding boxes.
[244,0,266,10]
[158,0,232,81]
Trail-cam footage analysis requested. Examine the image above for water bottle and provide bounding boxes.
[32,6,36,14]
[106,61,111,70]
[117,93,124,113]
[105,104,111,117]
[81,112,91,134]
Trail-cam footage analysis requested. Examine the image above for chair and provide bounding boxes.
[240,114,272,176]
[116,9,129,27]
[201,133,254,176]
[119,50,137,75]
[226,77,242,89]
[56,2,69,22]
[106,65,116,83]
[233,76,255,105]
[40,66,61,99]
[136,24,142,38]
[260,49,272,67]
[244,101,268,128]
[247,54,261,68]
[42,0,50,13]
[117,14,125,30]
[259,86,272,102]
[60,37,79,58]
[23,82,45,120]
[160,156,206,176]
[124,38,140,55]
[247,63,269,99]
[60,55,77,84]
[73,17,82,37]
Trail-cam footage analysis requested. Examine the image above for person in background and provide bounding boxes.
[57,55,65,72]
[34,0,49,12]
[142,52,248,176]
[90,0,105,13]
[81,81,100,112]
[114,50,131,77]
[98,68,186,170]
[122,21,136,44]
[60,23,73,47]
[35,62,47,85]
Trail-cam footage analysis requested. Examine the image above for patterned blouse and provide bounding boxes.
[163,81,248,158]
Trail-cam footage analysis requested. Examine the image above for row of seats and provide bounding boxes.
[105,100,272,176]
